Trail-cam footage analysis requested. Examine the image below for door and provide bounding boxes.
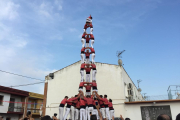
[8,98,15,112]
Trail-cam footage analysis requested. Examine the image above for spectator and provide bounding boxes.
[157,114,172,120]
[176,113,180,120]
[27,111,34,120]
[52,113,58,120]
[41,115,52,120]
[120,115,130,120]
[0,116,4,120]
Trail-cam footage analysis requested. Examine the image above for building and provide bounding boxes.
[0,86,44,120]
[43,60,144,117]
[28,92,44,120]
[0,85,29,120]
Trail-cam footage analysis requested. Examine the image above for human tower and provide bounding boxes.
[58,15,114,120]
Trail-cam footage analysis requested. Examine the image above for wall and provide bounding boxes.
[124,102,180,120]
[121,67,143,101]
[0,92,10,113]
[45,61,141,117]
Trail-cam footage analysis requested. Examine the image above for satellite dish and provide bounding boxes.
[118,59,122,66]
[138,88,142,92]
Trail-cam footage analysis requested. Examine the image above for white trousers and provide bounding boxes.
[86,92,91,96]
[88,107,94,120]
[92,89,98,98]
[81,38,85,48]
[91,53,95,63]
[91,40,94,48]
[85,106,88,120]
[90,28,93,34]
[100,108,106,119]
[63,107,71,120]
[92,70,97,81]
[80,108,85,120]
[75,109,79,120]
[105,107,111,120]
[93,109,99,119]
[39,110,42,116]
[110,110,115,118]
[86,74,90,82]
[80,70,84,82]
[79,88,83,92]
[86,43,89,47]
[59,107,64,120]
[69,106,75,120]
[86,58,90,64]
[81,54,85,64]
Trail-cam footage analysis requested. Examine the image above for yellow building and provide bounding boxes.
[27,92,44,120]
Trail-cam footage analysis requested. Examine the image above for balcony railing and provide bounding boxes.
[27,108,41,114]
[8,106,24,113]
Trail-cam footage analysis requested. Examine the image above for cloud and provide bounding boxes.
[0,0,20,20]
[0,0,61,94]
[69,28,78,32]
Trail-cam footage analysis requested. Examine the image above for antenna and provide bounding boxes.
[137,79,142,88]
[116,50,125,59]
[142,93,147,98]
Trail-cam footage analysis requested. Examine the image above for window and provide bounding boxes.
[0,95,3,105]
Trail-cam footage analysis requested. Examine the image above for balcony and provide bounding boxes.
[8,105,24,114]
[27,108,41,115]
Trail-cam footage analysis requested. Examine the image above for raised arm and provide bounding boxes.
[95,92,101,99]
[96,104,103,120]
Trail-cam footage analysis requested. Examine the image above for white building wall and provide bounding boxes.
[0,92,10,113]
[124,102,180,120]
[45,61,142,118]
[121,67,143,101]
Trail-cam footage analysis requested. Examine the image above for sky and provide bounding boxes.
[0,0,180,97]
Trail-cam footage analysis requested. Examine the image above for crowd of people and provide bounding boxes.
[58,91,114,120]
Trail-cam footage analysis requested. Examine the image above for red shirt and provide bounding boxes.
[108,102,113,108]
[85,67,92,73]
[91,64,96,69]
[91,82,97,87]
[90,34,94,40]
[76,101,80,108]
[85,52,91,57]
[85,85,92,91]
[81,47,86,53]
[67,97,78,105]
[79,82,86,87]
[80,98,86,106]
[103,98,109,105]
[98,98,105,107]
[84,24,93,29]
[61,98,67,104]
[84,97,94,105]
[82,33,87,38]
[86,37,91,43]
[80,63,86,69]
[89,48,95,53]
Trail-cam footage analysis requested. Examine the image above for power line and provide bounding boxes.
[9,81,44,87]
[0,70,45,81]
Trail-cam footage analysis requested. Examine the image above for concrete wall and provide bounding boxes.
[45,61,142,118]
[121,67,143,101]
[0,92,10,113]
[124,102,180,120]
